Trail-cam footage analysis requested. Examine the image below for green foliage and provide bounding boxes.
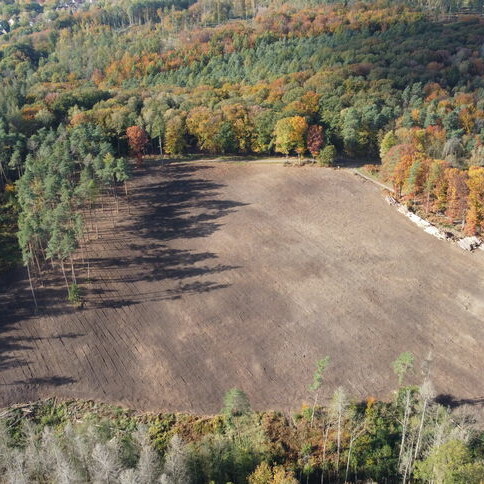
[0,189,21,272]
[215,121,238,154]
[2,0,484,248]
[309,356,330,392]
[149,413,178,452]
[14,122,130,295]
[406,159,423,194]
[318,145,336,167]
[414,439,484,484]
[352,401,400,480]
[380,131,399,160]
[223,388,251,417]
[0,394,482,483]
[190,416,268,484]
[164,113,187,155]
[67,283,81,305]
[392,351,414,386]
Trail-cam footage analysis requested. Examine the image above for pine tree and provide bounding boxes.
[308,356,330,428]
[223,388,251,417]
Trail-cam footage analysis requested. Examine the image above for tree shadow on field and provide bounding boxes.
[79,161,247,308]
[10,375,77,386]
[0,161,246,400]
[0,331,83,373]
[0,309,82,404]
[435,393,484,409]
[1,161,247,315]
[335,155,381,169]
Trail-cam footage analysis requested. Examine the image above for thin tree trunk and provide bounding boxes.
[32,249,43,286]
[89,202,94,235]
[93,207,99,238]
[26,261,38,312]
[0,162,7,189]
[345,436,354,483]
[112,182,119,214]
[398,389,411,468]
[345,426,365,483]
[124,181,130,215]
[414,398,428,462]
[70,256,77,285]
[336,413,342,475]
[60,260,70,292]
[402,445,412,484]
[310,390,319,428]
[38,241,47,265]
[321,424,330,484]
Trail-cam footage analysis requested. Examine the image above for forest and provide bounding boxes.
[0,353,483,483]
[0,0,483,287]
[0,1,483,482]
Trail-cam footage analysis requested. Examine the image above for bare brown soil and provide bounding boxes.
[1,161,483,413]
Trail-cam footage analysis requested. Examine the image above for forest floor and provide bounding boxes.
[1,160,483,413]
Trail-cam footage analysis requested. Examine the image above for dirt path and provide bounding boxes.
[352,168,395,192]
[1,161,483,413]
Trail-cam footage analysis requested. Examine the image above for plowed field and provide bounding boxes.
[1,161,483,412]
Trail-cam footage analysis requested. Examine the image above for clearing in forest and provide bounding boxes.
[1,161,483,412]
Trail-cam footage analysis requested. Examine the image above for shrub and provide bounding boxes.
[364,164,381,175]
[222,388,251,417]
[67,283,82,305]
[318,145,336,167]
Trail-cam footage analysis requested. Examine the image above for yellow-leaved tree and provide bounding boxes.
[249,462,298,484]
[274,116,308,157]
[465,166,484,235]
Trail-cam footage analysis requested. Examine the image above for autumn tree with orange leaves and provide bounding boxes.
[126,126,149,166]
[445,168,468,224]
[392,149,416,198]
[465,167,484,235]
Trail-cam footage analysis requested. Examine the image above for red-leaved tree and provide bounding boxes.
[126,126,148,166]
[307,125,324,157]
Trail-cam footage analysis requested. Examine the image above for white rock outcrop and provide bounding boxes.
[457,236,482,251]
